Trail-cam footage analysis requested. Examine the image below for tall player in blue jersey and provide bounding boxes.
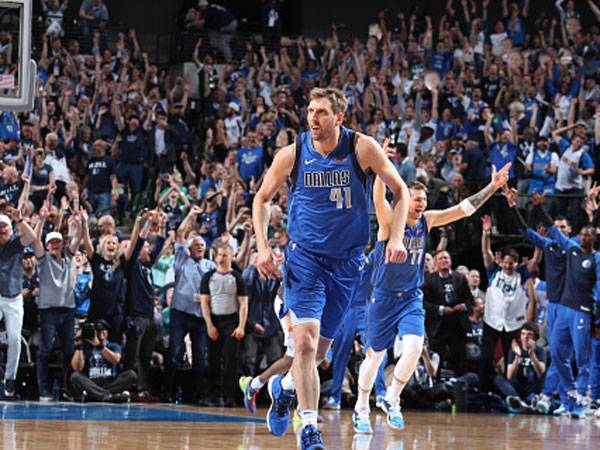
[253,88,410,450]
[352,160,511,434]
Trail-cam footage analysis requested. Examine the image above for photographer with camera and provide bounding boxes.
[70,320,136,403]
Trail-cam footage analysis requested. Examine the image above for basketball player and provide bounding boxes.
[352,161,511,434]
[253,87,410,450]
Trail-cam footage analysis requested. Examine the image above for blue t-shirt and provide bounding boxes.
[237,146,265,184]
[491,142,517,178]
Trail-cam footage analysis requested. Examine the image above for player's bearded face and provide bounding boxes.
[308,99,341,141]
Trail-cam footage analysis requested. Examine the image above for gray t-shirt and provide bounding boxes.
[200,269,246,316]
[37,249,74,309]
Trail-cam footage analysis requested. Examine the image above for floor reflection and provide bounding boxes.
[0,404,598,450]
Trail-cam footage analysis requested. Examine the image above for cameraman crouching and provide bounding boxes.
[70,320,137,402]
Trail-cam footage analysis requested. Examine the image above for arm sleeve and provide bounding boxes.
[522,228,552,250]
[234,271,248,296]
[149,236,166,265]
[174,242,189,271]
[200,271,212,295]
[580,152,594,170]
[549,225,579,251]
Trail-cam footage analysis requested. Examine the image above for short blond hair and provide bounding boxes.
[309,87,348,115]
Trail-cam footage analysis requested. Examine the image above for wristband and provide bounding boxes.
[459,199,477,217]
[97,343,105,351]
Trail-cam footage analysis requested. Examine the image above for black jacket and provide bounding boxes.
[423,271,474,338]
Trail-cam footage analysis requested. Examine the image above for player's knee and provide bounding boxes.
[402,336,424,363]
[295,335,317,359]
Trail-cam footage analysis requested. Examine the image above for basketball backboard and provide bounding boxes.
[0,0,36,112]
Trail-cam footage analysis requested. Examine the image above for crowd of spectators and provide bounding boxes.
[0,0,599,415]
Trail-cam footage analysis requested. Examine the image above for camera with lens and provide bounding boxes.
[81,322,96,341]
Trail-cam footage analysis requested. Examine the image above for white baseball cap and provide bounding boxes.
[45,231,64,245]
[0,215,11,227]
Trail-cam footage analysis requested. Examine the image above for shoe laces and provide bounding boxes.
[302,425,322,446]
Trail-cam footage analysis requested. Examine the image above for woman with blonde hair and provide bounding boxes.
[81,211,126,342]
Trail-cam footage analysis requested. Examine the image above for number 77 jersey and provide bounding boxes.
[371,216,429,297]
[287,127,370,258]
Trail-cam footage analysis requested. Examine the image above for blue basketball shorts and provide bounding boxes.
[283,242,365,340]
[365,289,425,352]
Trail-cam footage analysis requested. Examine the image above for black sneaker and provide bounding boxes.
[4,379,16,398]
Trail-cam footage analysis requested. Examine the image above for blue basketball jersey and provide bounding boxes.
[287,127,369,258]
[371,216,428,297]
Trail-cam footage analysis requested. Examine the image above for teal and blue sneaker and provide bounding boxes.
[266,375,295,436]
[300,424,327,450]
[239,376,259,414]
[352,409,373,434]
[382,399,405,430]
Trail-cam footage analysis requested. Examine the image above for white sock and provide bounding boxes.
[386,335,424,405]
[355,348,386,411]
[250,377,264,390]
[301,409,318,428]
[281,372,295,391]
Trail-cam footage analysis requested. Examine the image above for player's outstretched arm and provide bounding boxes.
[373,176,393,241]
[252,144,295,278]
[357,134,409,262]
[425,163,511,229]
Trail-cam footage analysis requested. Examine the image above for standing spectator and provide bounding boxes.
[424,250,474,375]
[163,207,216,402]
[32,205,83,401]
[145,110,179,194]
[123,209,166,396]
[84,139,118,217]
[79,0,109,46]
[237,130,265,185]
[81,211,125,341]
[480,215,529,391]
[391,142,416,184]
[241,252,282,380]
[0,209,36,397]
[525,136,558,197]
[197,0,238,61]
[200,244,248,407]
[70,320,137,402]
[21,249,40,340]
[41,0,69,38]
[116,114,147,214]
[30,148,55,211]
[552,130,594,232]
[467,269,484,299]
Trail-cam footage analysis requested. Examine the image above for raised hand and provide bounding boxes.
[511,339,522,357]
[481,214,492,232]
[491,163,512,190]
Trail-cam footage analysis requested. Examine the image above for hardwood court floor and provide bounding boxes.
[1,402,599,450]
